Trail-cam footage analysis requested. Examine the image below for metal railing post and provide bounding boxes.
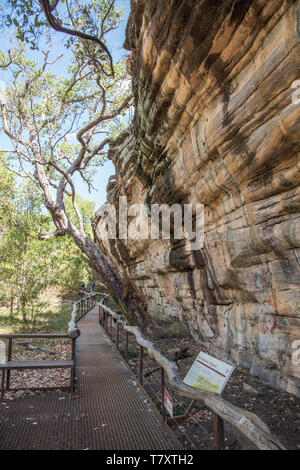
[139,346,144,386]
[116,322,119,350]
[6,338,12,390]
[125,331,128,363]
[161,367,166,422]
[71,338,76,392]
[1,370,5,401]
[213,413,225,450]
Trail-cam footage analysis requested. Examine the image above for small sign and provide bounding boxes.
[183,351,234,394]
[164,387,173,418]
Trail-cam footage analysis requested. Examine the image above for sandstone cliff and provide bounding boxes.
[95,0,300,396]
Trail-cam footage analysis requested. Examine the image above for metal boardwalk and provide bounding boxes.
[0,307,177,450]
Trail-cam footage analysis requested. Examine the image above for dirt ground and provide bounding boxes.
[108,326,300,450]
[1,339,71,400]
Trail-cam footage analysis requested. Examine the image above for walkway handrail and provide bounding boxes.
[0,334,69,339]
[68,292,101,338]
[98,296,285,451]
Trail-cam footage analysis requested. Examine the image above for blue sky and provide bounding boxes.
[0,0,131,209]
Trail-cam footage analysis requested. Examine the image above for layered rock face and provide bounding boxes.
[95,0,300,396]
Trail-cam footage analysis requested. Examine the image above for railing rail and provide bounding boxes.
[0,291,100,398]
[68,292,101,338]
[0,334,69,339]
[98,295,285,451]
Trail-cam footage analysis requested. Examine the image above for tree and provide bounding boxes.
[0,175,54,324]
[1,0,120,74]
[0,163,95,325]
[0,2,153,332]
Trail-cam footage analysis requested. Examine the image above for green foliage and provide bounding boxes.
[0,39,131,207]
[151,305,189,336]
[0,297,74,333]
[0,154,17,222]
[1,0,125,54]
[118,344,139,360]
[2,0,46,49]
[0,163,93,328]
[151,306,166,324]
[0,1,132,331]
[169,321,189,336]
[105,296,118,311]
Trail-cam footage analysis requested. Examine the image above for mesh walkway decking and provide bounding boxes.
[0,307,177,450]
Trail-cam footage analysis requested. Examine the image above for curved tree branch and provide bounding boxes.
[39,0,114,76]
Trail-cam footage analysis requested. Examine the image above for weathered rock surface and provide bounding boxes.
[95,0,300,396]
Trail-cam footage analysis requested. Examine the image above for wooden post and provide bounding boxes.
[161,367,166,422]
[116,322,119,350]
[125,331,128,362]
[6,338,12,390]
[139,346,144,386]
[70,338,76,392]
[213,413,225,450]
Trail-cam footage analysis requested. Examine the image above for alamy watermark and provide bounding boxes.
[96,197,204,250]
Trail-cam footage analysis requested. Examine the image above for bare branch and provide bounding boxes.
[39,229,65,240]
[49,0,60,12]
[76,93,133,149]
[49,160,85,233]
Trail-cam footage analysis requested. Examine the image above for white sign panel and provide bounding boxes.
[183,351,234,394]
[164,388,173,418]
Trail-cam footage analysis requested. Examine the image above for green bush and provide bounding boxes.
[118,344,139,360]
[169,321,189,336]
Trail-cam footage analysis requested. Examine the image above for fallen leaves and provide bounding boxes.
[4,339,71,400]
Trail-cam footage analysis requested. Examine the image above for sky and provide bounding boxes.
[0,0,131,209]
